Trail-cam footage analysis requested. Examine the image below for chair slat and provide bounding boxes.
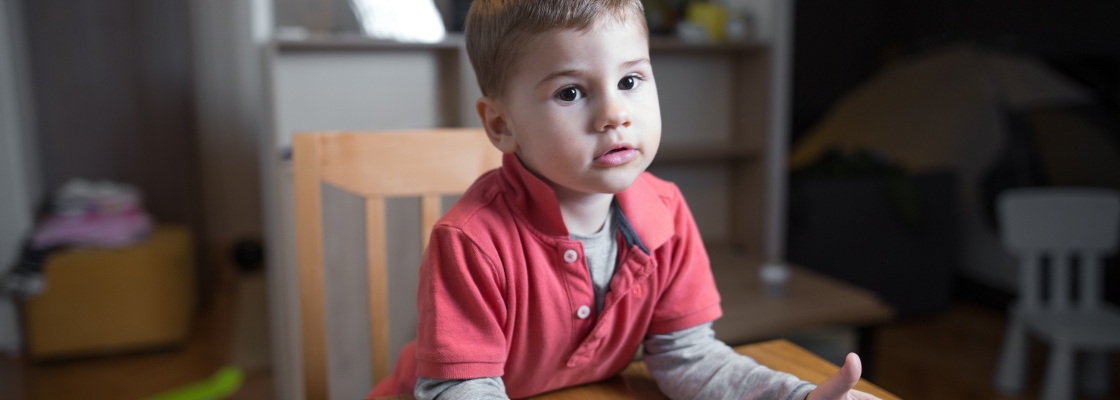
[999,188,1120,252]
[318,131,502,197]
[1020,253,1040,311]
[366,197,391,383]
[293,135,330,400]
[421,194,441,254]
[1080,251,1101,309]
[1050,251,1070,310]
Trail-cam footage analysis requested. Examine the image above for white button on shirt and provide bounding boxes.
[576,305,591,319]
[563,249,578,263]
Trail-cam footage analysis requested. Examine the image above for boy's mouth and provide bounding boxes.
[596,143,634,157]
[593,143,639,166]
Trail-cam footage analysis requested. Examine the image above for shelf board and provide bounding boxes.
[653,143,759,164]
[649,36,766,53]
[275,31,465,51]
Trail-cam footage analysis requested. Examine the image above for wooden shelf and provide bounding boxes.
[653,143,759,164]
[275,31,465,51]
[649,36,766,53]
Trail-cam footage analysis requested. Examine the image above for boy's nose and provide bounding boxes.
[594,94,632,133]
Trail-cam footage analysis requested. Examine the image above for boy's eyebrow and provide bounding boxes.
[536,69,586,89]
[621,57,651,69]
[535,58,651,89]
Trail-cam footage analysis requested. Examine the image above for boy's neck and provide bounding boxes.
[552,185,614,237]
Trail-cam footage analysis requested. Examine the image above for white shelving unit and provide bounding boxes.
[644,35,771,252]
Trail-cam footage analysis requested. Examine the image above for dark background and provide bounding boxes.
[792,0,1120,140]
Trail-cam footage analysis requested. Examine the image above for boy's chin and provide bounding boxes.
[587,172,643,194]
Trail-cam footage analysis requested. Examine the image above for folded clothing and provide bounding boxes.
[32,179,152,249]
[3,179,153,298]
[32,210,152,249]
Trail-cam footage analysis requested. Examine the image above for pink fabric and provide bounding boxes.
[369,154,721,399]
[32,210,152,249]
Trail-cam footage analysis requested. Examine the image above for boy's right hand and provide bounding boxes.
[805,353,881,400]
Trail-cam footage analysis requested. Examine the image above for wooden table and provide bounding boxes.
[707,248,895,346]
[375,339,899,400]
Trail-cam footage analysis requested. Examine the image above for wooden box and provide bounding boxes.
[21,225,196,359]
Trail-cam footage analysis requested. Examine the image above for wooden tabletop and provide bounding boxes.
[374,339,899,400]
[706,248,895,345]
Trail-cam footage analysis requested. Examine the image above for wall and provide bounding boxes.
[791,1,1120,140]
[791,0,889,139]
[0,0,38,354]
[189,0,275,394]
[21,0,206,277]
[889,2,1120,55]
[191,0,268,274]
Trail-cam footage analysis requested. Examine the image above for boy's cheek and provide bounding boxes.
[636,91,661,113]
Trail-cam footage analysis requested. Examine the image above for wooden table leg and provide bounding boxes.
[857,325,878,380]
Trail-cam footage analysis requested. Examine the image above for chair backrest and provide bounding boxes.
[998,188,1120,311]
[292,129,503,400]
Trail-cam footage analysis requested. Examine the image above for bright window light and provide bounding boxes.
[351,0,447,44]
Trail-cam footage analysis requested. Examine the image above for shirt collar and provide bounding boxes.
[499,153,674,251]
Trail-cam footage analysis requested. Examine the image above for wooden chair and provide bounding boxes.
[292,129,503,400]
[993,188,1120,400]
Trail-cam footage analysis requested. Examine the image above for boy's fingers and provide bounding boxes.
[811,353,862,400]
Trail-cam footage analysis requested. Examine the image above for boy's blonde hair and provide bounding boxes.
[465,0,646,98]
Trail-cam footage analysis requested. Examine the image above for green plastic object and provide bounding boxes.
[142,365,244,400]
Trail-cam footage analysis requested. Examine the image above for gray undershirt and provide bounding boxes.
[569,207,618,315]
[414,209,816,400]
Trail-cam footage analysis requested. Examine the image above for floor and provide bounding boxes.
[0,269,274,400]
[873,301,1120,400]
[2,290,1118,399]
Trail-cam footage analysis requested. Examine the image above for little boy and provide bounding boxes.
[370,1,878,399]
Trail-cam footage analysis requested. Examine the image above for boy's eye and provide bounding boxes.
[618,76,637,90]
[557,86,583,102]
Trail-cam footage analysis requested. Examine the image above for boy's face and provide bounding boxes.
[482,15,661,196]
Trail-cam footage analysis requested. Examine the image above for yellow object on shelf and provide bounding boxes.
[22,225,196,359]
[686,1,729,42]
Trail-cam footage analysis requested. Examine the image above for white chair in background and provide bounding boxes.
[994,188,1120,400]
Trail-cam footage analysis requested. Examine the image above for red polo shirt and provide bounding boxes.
[369,153,722,398]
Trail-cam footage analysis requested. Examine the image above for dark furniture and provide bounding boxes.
[787,172,958,317]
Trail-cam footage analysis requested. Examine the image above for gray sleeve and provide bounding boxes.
[414,376,509,400]
[643,322,817,400]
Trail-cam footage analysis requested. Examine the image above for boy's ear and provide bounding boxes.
[477,97,519,154]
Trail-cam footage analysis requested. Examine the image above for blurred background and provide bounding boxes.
[0,0,1118,399]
